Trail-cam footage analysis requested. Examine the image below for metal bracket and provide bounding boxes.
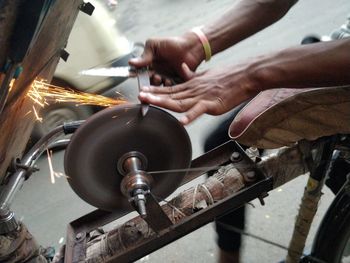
[79,2,95,16]
[8,158,39,181]
[142,192,173,232]
[63,140,272,262]
[60,49,70,62]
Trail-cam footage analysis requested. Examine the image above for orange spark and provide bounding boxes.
[28,80,127,109]
[8,79,15,93]
[24,110,32,117]
[32,105,42,122]
[46,149,67,184]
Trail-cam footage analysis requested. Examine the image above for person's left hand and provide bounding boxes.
[139,62,261,124]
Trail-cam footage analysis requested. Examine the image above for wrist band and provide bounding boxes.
[191,27,212,62]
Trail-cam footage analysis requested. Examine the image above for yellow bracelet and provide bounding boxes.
[191,27,212,62]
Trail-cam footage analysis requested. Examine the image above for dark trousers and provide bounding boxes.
[204,104,247,252]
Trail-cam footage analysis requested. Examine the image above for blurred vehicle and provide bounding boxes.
[29,0,137,144]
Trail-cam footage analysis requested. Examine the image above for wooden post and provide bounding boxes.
[0,1,84,261]
[0,0,83,182]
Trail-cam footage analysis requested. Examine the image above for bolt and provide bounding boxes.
[246,171,256,179]
[243,171,257,183]
[230,152,241,162]
[75,232,84,240]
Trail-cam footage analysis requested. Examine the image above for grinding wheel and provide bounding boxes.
[64,104,192,211]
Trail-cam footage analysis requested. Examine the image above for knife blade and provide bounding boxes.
[136,68,150,116]
[80,66,150,116]
[79,66,134,77]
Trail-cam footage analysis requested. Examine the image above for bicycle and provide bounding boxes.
[1,86,349,263]
[0,14,350,263]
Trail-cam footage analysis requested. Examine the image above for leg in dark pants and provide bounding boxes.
[204,104,247,262]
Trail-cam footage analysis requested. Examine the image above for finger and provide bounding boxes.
[180,63,195,80]
[129,41,154,68]
[163,78,173,86]
[139,92,193,112]
[180,101,209,125]
[141,83,186,94]
[151,74,163,86]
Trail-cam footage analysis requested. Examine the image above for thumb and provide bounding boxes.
[180,62,195,81]
[129,48,154,68]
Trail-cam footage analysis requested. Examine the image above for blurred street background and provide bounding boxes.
[12,0,349,262]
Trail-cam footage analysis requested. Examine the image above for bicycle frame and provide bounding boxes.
[0,121,347,263]
[60,133,330,262]
[60,134,349,263]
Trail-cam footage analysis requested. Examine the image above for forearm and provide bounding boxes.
[203,0,298,55]
[250,38,350,90]
[182,0,297,63]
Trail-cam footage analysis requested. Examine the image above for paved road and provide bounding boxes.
[12,0,349,262]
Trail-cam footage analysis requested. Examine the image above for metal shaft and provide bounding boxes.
[0,125,67,234]
[120,153,151,218]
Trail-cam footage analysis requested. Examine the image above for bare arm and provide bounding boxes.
[139,38,350,124]
[192,0,299,61]
[254,38,350,90]
[130,0,298,80]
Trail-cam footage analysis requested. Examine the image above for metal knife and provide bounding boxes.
[80,66,150,116]
[79,66,132,77]
[135,68,150,116]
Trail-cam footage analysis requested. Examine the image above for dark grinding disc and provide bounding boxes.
[64,104,192,211]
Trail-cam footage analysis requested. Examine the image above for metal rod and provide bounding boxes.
[0,121,81,234]
[0,128,61,205]
[286,138,336,263]
[0,125,65,212]
[147,166,223,174]
[48,138,71,150]
[0,120,82,212]
[181,140,237,185]
[123,156,142,174]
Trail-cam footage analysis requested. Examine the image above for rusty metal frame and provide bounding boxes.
[106,177,273,263]
[64,140,272,263]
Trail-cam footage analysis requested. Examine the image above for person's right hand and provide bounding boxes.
[129,33,205,85]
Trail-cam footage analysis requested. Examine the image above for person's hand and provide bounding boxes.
[139,62,261,125]
[129,33,205,85]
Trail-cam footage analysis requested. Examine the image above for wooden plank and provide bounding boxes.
[0,0,83,181]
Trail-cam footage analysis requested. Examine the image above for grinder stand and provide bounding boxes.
[61,103,273,263]
[118,151,173,230]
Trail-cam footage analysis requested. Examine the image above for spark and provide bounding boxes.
[27,79,127,110]
[265,214,270,219]
[8,79,15,92]
[24,110,32,117]
[46,149,67,184]
[277,188,283,192]
[32,106,42,122]
[47,149,56,184]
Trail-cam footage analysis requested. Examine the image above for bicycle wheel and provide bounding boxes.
[310,180,350,263]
